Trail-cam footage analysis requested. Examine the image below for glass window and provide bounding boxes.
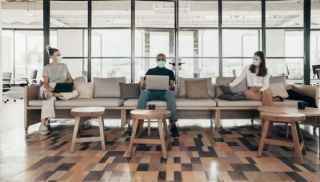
[311,31,320,67]
[2,1,43,28]
[179,30,218,57]
[14,31,43,83]
[179,59,219,79]
[266,30,303,57]
[135,30,174,58]
[51,1,87,27]
[136,1,174,28]
[179,0,218,27]
[92,0,130,27]
[55,29,87,57]
[312,0,320,28]
[222,59,252,77]
[266,0,303,27]
[222,1,261,27]
[1,31,14,74]
[267,58,303,80]
[92,30,131,57]
[91,59,131,82]
[61,58,87,78]
[223,30,260,57]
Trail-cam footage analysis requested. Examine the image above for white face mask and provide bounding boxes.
[157,60,166,68]
[56,56,63,62]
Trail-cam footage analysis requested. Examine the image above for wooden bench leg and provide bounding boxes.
[215,110,221,130]
[71,116,80,152]
[125,118,139,158]
[159,119,167,159]
[291,122,304,163]
[163,118,171,149]
[98,116,106,151]
[258,119,270,156]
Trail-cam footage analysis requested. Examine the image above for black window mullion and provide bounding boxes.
[88,0,92,82]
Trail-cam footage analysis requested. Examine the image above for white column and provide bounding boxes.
[0,1,2,107]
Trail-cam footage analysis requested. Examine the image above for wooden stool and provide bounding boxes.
[258,112,306,163]
[125,109,170,159]
[70,107,106,152]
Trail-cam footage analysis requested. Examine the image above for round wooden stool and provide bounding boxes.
[70,107,106,152]
[258,111,306,163]
[125,109,170,159]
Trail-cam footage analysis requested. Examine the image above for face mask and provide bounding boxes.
[56,56,62,62]
[157,60,166,68]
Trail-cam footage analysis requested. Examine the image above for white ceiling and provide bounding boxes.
[1,0,320,28]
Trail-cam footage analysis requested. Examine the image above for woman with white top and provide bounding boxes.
[230,51,273,106]
[39,46,73,135]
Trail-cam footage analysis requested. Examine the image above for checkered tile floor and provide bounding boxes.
[2,124,320,181]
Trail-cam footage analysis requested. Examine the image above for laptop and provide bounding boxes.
[145,75,169,90]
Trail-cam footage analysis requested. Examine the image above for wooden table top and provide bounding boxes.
[130,109,170,119]
[71,107,105,117]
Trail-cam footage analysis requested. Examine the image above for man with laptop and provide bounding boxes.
[138,53,179,137]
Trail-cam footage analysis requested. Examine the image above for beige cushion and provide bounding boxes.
[178,77,215,98]
[94,77,126,98]
[73,76,86,90]
[123,99,166,107]
[123,98,216,107]
[216,99,262,107]
[29,98,123,107]
[176,99,217,107]
[78,83,94,99]
[274,100,300,107]
[185,79,209,99]
[270,82,288,98]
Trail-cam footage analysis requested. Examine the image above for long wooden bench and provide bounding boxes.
[24,85,319,135]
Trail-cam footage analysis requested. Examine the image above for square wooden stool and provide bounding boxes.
[70,107,106,152]
[125,109,170,159]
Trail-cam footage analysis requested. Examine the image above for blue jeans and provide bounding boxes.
[137,90,177,123]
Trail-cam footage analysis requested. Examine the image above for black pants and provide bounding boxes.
[287,89,317,108]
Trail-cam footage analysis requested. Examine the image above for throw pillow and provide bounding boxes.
[119,83,140,99]
[94,77,126,98]
[269,76,288,98]
[185,79,209,99]
[78,83,94,99]
[269,82,289,98]
[178,78,215,98]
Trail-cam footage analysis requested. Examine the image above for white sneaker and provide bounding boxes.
[39,123,49,135]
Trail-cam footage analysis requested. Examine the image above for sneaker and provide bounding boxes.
[39,123,49,135]
[170,124,180,137]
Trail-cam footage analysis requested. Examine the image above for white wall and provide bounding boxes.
[0,1,3,107]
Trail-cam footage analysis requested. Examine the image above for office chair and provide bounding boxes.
[2,72,14,103]
[312,65,320,79]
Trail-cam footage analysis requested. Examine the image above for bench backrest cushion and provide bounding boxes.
[93,77,126,98]
[177,77,215,98]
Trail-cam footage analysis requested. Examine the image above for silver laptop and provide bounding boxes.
[145,75,169,90]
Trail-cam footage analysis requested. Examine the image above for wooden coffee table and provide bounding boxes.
[125,109,171,159]
[70,107,106,152]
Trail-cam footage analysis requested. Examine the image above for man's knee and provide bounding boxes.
[139,90,151,99]
[164,91,176,100]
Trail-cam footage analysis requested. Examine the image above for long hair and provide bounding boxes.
[249,51,267,77]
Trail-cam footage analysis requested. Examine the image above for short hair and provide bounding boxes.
[156,53,166,60]
[46,46,59,57]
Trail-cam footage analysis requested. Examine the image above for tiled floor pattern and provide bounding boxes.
[1,124,320,182]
